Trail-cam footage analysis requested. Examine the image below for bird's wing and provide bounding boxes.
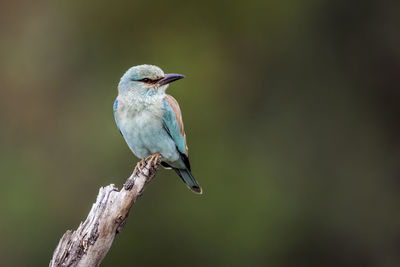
[162,94,188,156]
[113,98,122,134]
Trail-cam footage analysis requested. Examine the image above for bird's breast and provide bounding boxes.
[115,95,177,160]
[117,100,163,135]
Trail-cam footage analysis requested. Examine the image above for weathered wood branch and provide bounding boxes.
[49,155,161,267]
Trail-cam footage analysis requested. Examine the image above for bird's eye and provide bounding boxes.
[141,78,151,83]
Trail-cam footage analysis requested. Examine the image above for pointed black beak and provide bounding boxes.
[158,73,185,86]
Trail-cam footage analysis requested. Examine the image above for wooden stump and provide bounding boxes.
[50,155,161,267]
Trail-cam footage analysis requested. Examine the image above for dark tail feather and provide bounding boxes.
[174,168,202,194]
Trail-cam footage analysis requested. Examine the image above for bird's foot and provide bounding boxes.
[135,158,147,173]
[134,153,161,173]
[148,153,161,169]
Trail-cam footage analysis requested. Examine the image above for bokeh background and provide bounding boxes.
[1,0,399,266]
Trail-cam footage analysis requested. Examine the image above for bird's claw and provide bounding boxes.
[148,153,161,169]
[135,153,161,173]
[135,158,147,173]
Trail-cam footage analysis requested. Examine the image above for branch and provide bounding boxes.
[49,155,161,267]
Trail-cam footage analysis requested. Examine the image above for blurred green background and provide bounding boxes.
[1,0,399,266]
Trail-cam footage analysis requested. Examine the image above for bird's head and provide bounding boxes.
[118,64,184,96]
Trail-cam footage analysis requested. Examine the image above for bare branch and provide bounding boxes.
[49,155,161,267]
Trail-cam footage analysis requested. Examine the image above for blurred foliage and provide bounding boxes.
[1,0,400,266]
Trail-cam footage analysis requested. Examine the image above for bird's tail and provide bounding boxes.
[175,168,202,194]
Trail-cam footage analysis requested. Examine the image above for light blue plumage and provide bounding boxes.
[114,64,202,194]
[162,98,187,155]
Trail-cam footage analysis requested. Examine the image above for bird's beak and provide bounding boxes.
[157,73,185,86]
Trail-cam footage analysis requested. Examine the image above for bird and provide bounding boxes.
[113,64,202,194]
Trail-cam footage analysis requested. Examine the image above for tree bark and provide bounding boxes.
[49,155,161,267]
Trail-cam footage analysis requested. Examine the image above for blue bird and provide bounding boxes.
[114,64,202,194]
